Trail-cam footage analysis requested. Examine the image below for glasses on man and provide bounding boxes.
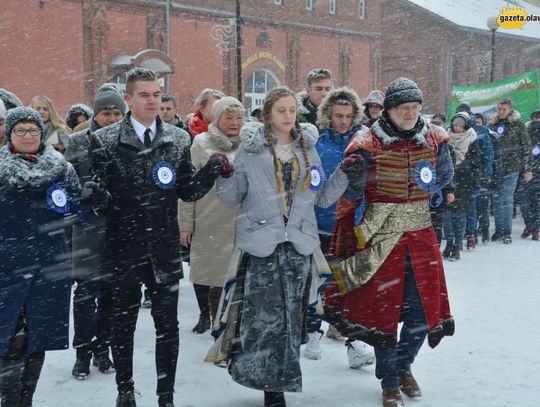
[12,128,41,137]
[395,104,422,113]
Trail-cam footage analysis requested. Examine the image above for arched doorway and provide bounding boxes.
[244,69,280,115]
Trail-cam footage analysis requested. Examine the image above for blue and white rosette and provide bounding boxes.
[309,165,325,191]
[152,161,176,190]
[414,161,443,207]
[532,145,540,157]
[496,124,506,136]
[46,183,70,213]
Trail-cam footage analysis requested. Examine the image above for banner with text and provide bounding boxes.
[448,71,539,123]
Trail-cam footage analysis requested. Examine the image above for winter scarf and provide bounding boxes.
[372,111,427,146]
[448,128,477,166]
[188,111,209,137]
[0,143,69,193]
[207,123,241,152]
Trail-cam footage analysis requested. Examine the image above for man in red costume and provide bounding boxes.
[324,78,455,407]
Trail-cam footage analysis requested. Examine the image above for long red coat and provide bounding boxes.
[324,122,455,349]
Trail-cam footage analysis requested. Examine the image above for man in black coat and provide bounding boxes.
[87,67,232,407]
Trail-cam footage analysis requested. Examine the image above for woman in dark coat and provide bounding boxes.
[0,107,81,407]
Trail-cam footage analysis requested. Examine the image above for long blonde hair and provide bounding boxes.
[30,95,69,133]
[262,86,311,192]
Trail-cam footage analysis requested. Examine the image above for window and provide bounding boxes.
[329,0,336,15]
[359,0,365,19]
[306,0,313,11]
[274,0,282,6]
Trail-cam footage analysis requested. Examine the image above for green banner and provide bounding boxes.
[448,71,540,123]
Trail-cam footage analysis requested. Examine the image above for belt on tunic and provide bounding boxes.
[332,200,432,295]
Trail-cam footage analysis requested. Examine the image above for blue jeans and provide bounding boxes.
[493,172,519,234]
[465,197,477,236]
[374,257,428,390]
[443,208,467,245]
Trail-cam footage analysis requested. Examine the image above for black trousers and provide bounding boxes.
[72,278,113,359]
[110,258,179,395]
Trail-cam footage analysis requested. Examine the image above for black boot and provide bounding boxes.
[442,241,453,259]
[449,244,460,261]
[19,353,45,407]
[0,357,25,407]
[72,357,91,379]
[158,392,175,407]
[264,391,286,407]
[93,353,115,374]
[192,284,210,334]
[116,390,137,407]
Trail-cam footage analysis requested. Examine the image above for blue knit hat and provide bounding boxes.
[5,107,45,143]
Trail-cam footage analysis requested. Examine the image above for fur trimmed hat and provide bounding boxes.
[384,78,423,110]
[94,83,126,115]
[5,107,45,143]
[317,87,364,130]
[211,96,244,123]
[65,103,93,129]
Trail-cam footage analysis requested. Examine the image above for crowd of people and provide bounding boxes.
[0,65,538,407]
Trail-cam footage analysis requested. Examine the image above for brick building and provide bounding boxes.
[0,0,538,116]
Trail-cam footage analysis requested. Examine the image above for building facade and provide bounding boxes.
[0,0,538,116]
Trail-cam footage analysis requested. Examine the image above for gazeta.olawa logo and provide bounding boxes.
[497,3,540,29]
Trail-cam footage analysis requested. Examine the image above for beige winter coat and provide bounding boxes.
[178,124,240,287]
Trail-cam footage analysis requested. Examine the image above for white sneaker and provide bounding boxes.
[347,340,375,369]
[304,331,323,360]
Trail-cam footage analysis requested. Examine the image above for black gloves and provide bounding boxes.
[81,181,111,214]
[340,153,366,191]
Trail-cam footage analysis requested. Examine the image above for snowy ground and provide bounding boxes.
[36,216,540,407]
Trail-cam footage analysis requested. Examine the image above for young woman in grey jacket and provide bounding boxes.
[214,86,364,407]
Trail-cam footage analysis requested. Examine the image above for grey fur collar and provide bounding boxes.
[207,123,240,151]
[371,118,429,147]
[240,122,319,153]
[0,144,68,192]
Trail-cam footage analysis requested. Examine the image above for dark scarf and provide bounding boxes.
[377,110,425,140]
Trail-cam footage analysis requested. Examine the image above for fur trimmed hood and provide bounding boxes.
[489,109,522,125]
[239,121,319,154]
[317,87,364,130]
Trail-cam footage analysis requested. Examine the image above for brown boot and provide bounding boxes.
[382,388,404,407]
[399,371,421,399]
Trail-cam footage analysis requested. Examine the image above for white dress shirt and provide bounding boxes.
[130,115,157,145]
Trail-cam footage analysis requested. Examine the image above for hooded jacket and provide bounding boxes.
[315,87,365,234]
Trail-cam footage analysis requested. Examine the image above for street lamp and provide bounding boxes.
[487,16,499,83]
[235,0,243,102]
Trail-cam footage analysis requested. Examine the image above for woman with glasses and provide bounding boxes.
[0,107,81,407]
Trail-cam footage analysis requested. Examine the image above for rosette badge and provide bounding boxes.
[152,161,177,190]
[414,161,443,207]
[46,183,70,213]
[309,165,325,191]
